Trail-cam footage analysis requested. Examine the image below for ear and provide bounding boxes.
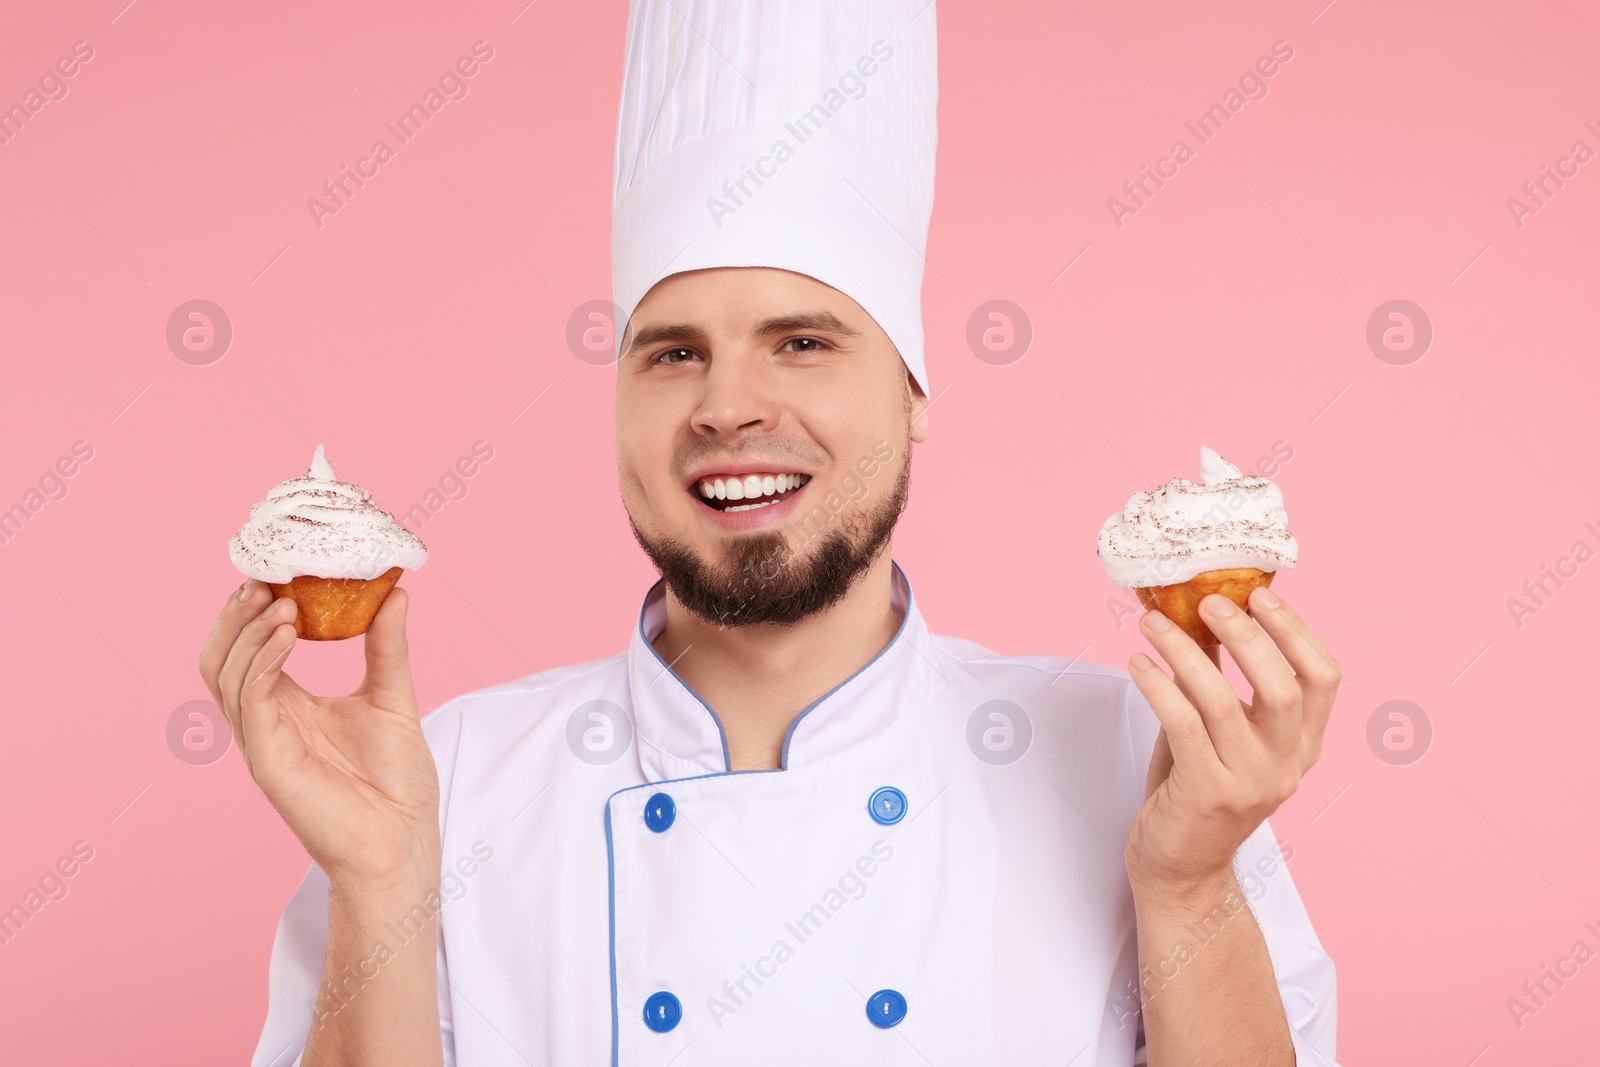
[907,369,930,443]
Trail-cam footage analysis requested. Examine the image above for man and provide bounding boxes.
[202,2,1342,1064]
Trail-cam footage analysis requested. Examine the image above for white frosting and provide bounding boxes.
[229,444,429,583]
[1097,445,1297,588]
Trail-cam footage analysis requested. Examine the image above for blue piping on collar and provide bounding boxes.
[634,560,921,773]
[777,560,918,769]
[610,564,921,1063]
[636,578,734,772]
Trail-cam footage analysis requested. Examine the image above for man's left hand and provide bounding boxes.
[1123,584,1341,896]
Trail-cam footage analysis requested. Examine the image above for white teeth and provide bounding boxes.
[724,500,775,512]
[693,473,813,502]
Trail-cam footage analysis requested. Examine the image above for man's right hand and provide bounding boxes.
[197,579,442,892]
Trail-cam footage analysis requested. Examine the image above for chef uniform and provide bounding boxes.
[250,3,1341,1065]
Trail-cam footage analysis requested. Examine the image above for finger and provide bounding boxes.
[1140,613,1213,713]
[1128,653,1220,772]
[217,596,297,741]
[358,586,418,716]
[1247,586,1342,735]
[1199,594,1302,755]
[198,580,272,705]
[1201,644,1258,714]
[240,620,298,760]
[1139,610,1253,760]
[1143,725,1175,800]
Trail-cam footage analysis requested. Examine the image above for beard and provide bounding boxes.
[629,453,910,629]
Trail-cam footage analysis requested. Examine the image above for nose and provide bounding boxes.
[690,354,780,438]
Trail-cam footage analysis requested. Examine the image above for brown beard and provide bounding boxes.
[628,454,910,628]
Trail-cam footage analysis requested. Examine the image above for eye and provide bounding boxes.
[652,346,700,365]
[782,337,830,353]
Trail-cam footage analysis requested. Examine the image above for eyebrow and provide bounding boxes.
[622,309,859,362]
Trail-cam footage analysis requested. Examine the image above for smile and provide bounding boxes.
[692,473,812,513]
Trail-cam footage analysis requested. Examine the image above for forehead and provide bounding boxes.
[629,266,871,329]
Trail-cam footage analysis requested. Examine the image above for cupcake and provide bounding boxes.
[1097,446,1297,648]
[229,444,428,641]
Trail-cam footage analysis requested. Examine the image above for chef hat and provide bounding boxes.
[611,0,938,396]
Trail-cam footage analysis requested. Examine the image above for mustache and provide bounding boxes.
[674,437,828,475]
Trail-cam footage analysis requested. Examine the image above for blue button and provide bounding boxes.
[866,988,907,1028]
[868,786,907,825]
[644,792,676,833]
[643,990,682,1032]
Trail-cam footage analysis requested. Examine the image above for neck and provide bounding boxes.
[650,548,903,771]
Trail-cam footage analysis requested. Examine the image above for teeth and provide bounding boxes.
[724,500,775,512]
[694,473,811,502]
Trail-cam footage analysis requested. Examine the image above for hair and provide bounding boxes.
[630,434,911,628]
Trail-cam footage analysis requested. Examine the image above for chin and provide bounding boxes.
[629,460,909,629]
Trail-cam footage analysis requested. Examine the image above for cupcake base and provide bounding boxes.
[268,566,404,641]
[1134,567,1275,648]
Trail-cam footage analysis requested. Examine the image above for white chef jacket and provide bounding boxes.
[250,563,1339,1066]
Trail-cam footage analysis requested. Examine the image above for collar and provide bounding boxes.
[625,561,945,778]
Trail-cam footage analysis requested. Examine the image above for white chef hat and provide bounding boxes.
[611,0,938,396]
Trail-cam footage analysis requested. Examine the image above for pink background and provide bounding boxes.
[2,0,1596,1061]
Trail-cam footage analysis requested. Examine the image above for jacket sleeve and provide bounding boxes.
[248,700,467,1067]
[1122,678,1341,1066]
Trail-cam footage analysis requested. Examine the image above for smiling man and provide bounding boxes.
[617,267,926,771]
[208,2,1344,1065]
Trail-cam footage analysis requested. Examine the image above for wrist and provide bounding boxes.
[328,873,441,936]
[326,846,442,907]
[1128,860,1239,913]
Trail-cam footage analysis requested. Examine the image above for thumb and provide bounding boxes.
[362,585,419,716]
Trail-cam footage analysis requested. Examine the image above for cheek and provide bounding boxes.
[795,361,882,425]
[615,444,660,510]
[800,386,904,476]
[615,391,684,507]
